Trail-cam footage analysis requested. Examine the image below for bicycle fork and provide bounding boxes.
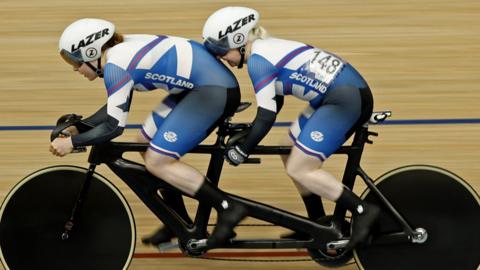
[61,164,96,240]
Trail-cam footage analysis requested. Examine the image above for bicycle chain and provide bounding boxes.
[205,215,352,227]
[192,255,357,265]
[192,256,313,262]
[186,224,309,262]
[208,223,277,226]
[192,217,353,263]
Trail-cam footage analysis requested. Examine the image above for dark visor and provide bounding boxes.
[203,36,230,57]
[60,49,84,68]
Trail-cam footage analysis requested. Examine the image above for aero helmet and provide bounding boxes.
[59,18,115,76]
[202,7,259,57]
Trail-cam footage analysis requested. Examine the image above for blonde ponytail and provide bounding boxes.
[248,26,269,42]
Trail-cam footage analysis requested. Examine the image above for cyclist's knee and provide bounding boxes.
[144,150,176,175]
[286,162,308,182]
[286,152,323,183]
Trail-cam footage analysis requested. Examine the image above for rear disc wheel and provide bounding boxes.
[354,165,480,270]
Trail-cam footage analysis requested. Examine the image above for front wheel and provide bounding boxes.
[0,166,136,270]
[354,165,480,270]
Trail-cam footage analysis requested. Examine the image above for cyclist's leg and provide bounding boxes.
[280,111,326,240]
[139,93,193,245]
[285,86,378,249]
[144,86,230,194]
[144,86,245,246]
[286,107,326,219]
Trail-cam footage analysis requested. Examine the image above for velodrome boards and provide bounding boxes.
[0,0,479,269]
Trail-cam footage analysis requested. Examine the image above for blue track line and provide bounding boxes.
[0,118,479,131]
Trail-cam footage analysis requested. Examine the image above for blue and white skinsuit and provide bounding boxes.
[71,34,240,158]
[238,37,373,160]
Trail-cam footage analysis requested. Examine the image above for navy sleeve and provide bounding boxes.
[237,95,284,154]
[238,106,277,153]
[72,116,124,146]
[75,104,108,133]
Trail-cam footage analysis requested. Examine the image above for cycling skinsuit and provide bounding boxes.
[72,35,240,158]
[240,37,373,160]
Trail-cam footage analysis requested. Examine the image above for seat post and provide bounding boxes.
[351,125,370,148]
[332,125,370,225]
[213,116,233,145]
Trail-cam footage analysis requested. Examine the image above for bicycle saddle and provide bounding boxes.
[235,102,252,113]
[369,111,392,124]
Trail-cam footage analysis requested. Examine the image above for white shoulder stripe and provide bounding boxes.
[251,38,307,67]
[283,48,315,70]
[137,39,174,70]
[174,41,193,79]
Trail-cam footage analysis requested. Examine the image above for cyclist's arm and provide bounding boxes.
[71,63,134,147]
[81,104,107,126]
[67,104,107,133]
[238,54,281,153]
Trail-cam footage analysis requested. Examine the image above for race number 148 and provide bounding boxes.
[310,50,342,75]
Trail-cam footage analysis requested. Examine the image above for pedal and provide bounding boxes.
[157,240,179,253]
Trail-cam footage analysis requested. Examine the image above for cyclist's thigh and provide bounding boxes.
[149,86,228,158]
[141,92,188,141]
[289,105,315,142]
[295,86,362,161]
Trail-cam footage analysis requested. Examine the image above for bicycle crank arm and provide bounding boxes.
[186,239,208,252]
[326,239,349,250]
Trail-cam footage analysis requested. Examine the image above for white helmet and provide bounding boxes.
[202,7,259,56]
[59,18,115,68]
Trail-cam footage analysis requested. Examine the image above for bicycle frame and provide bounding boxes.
[70,117,418,253]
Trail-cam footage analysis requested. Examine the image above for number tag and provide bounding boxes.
[307,50,344,85]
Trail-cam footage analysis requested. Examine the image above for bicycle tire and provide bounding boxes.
[0,165,136,270]
[354,165,480,270]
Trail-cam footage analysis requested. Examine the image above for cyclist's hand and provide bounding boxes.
[60,126,79,137]
[224,145,248,166]
[50,137,74,157]
[51,113,83,141]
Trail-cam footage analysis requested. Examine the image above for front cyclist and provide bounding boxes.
[202,7,379,249]
[51,18,246,247]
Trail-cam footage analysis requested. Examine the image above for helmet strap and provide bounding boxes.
[96,58,104,78]
[238,46,246,69]
[85,58,104,78]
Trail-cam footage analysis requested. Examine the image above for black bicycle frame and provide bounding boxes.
[75,120,416,251]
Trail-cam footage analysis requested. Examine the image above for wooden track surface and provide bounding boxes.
[0,0,479,269]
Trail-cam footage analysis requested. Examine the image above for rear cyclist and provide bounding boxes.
[50,18,246,247]
[202,7,379,249]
